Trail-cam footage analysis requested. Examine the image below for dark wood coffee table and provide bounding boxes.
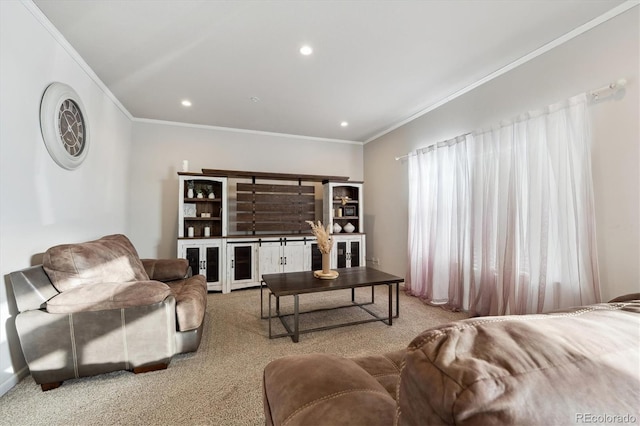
[260,267,403,342]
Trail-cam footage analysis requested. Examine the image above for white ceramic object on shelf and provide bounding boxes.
[333,222,342,233]
[208,192,215,199]
[187,188,194,198]
[343,222,355,233]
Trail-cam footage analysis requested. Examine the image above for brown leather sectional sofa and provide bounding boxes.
[264,296,640,425]
[10,234,207,391]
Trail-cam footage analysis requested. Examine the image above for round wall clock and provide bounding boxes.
[40,82,90,170]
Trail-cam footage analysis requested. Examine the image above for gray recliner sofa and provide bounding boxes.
[9,234,207,391]
[264,296,640,425]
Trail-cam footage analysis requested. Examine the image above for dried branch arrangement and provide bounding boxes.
[306,220,333,254]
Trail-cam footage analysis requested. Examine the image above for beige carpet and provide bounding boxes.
[0,286,467,425]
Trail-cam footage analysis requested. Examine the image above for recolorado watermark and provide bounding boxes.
[576,413,638,424]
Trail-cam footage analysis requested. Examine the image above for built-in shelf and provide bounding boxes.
[177,171,365,293]
[184,198,223,202]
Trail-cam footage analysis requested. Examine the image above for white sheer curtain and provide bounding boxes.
[407,94,601,316]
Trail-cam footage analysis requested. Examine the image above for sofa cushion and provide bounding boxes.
[141,258,189,282]
[165,275,207,331]
[264,354,397,426]
[46,280,171,314]
[43,234,149,293]
[397,301,640,426]
[351,349,405,400]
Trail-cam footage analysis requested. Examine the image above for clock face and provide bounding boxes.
[58,99,86,157]
[40,82,90,170]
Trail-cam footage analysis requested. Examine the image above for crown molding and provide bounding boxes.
[364,0,640,144]
[21,0,134,121]
[21,0,363,146]
[132,117,363,146]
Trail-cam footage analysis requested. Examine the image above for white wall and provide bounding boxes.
[128,122,363,258]
[0,1,133,394]
[364,8,639,303]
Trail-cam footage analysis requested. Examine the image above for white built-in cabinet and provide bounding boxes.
[324,181,365,270]
[177,174,227,291]
[332,234,366,269]
[177,172,366,293]
[226,241,259,291]
[258,238,313,276]
[226,238,315,292]
[179,240,224,292]
[323,181,363,234]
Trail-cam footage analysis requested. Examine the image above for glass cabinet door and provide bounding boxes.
[311,243,322,271]
[205,246,219,283]
[185,246,201,275]
[350,241,360,267]
[336,241,347,268]
[233,246,253,281]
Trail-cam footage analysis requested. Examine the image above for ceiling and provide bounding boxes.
[34,0,626,143]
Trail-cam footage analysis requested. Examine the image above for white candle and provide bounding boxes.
[204,227,211,237]
[182,160,189,172]
[188,227,194,237]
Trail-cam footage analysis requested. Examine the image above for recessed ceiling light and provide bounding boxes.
[340,121,349,127]
[300,45,313,56]
[181,100,192,107]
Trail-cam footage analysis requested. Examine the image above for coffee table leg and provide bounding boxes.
[396,281,400,318]
[268,292,272,338]
[293,294,299,343]
[260,280,264,319]
[388,284,393,326]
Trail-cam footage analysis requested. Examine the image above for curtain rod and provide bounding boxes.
[589,78,627,100]
[395,133,471,162]
[395,77,627,162]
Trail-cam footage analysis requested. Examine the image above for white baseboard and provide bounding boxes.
[0,366,29,396]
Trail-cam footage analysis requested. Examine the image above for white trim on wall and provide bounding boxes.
[0,366,28,398]
[364,0,640,144]
[22,0,365,146]
[133,117,363,146]
[21,0,133,121]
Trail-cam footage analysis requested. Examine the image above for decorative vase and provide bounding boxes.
[187,188,194,198]
[343,222,355,233]
[208,192,215,199]
[322,253,331,275]
[333,222,342,233]
[197,192,204,199]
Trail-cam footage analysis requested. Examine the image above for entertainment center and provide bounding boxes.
[177,169,366,292]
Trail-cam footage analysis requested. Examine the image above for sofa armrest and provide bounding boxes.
[263,354,396,426]
[141,258,190,282]
[9,266,59,312]
[609,292,640,303]
[397,303,640,426]
[16,297,177,385]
